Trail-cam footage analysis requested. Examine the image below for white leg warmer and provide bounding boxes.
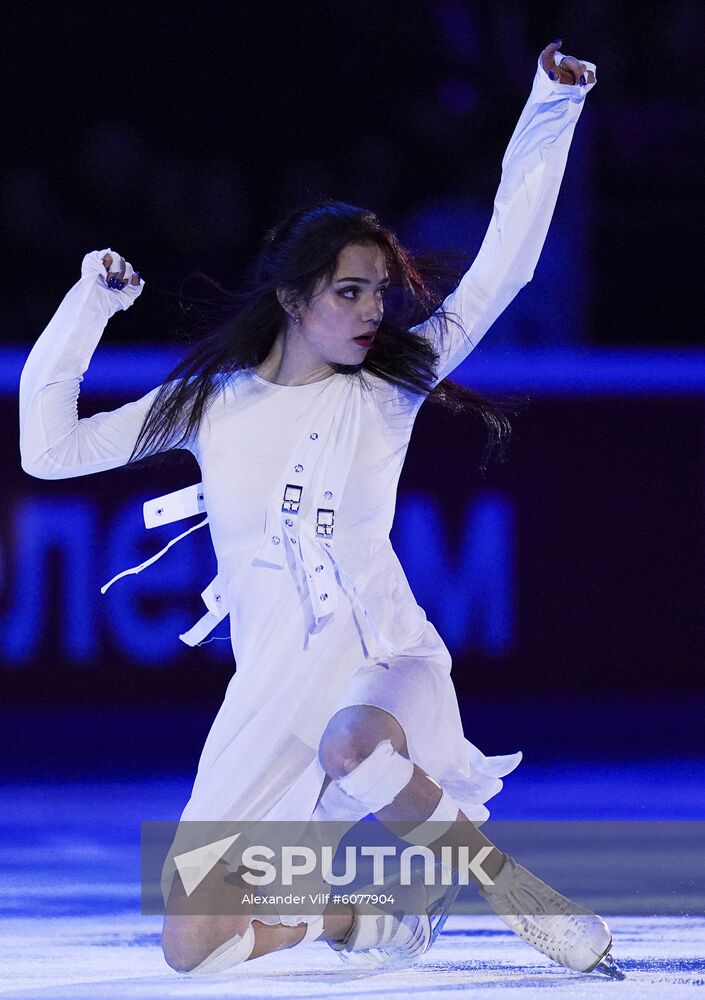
[254,911,325,943]
[335,738,414,813]
[402,788,461,846]
[300,913,325,942]
[189,922,256,974]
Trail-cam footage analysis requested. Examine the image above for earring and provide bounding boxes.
[293,314,301,325]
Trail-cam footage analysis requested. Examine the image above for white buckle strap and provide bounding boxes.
[252,377,348,571]
[299,531,339,621]
[179,576,229,647]
[179,611,223,647]
[143,483,206,528]
[250,379,394,658]
[102,483,230,647]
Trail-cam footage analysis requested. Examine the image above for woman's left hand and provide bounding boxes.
[540,39,595,86]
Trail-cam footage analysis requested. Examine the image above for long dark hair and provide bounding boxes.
[130,200,516,472]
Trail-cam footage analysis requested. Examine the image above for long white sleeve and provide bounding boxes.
[19,249,161,479]
[413,52,597,384]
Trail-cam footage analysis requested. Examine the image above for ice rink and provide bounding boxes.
[2,762,703,998]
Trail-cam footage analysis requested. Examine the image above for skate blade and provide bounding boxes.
[592,951,626,980]
[585,937,626,981]
[335,944,422,974]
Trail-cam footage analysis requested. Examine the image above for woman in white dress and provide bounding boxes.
[19,40,624,980]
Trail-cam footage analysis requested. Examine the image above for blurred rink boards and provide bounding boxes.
[3,346,705,707]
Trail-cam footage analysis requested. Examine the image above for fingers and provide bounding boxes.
[102,251,142,290]
[540,38,562,74]
[103,252,125,277]
[106,255,126,289]
[557,54,586,85]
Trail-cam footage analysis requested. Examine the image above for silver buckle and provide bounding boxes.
[282,484,303,514]
[316,508,335,537]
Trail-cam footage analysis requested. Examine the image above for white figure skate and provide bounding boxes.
[328,865,459,970]
[480,855,626,980]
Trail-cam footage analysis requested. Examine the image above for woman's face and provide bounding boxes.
[294,241,389,367]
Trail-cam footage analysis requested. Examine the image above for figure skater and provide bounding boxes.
[19,40,624,980]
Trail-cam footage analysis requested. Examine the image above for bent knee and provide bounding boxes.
[318,706,408,779]
[161,914,252,973]
[161,920,207,974]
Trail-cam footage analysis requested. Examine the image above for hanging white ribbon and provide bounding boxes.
[100,516,210,594]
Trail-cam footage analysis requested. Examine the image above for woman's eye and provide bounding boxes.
[339,286,388,299]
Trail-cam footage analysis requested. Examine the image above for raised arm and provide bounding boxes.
[412,41,597,386]
[19,250,161,479]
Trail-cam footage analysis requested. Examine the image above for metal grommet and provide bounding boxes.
[320,593,328,601]
[285,518,294,527]
[294,464,304,473]
[156,508,164,516]
[323,490,333,500]
[214,594,221,602]
[197,493,204,502]
[309,432,318,440]
[315,564,323,572]
[290,536,297,544]
[271,535,280,545]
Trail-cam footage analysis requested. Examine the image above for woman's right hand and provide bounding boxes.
[102,252,142,290]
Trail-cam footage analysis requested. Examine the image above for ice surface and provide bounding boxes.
[1,767,703,998]
[1,913,703,998]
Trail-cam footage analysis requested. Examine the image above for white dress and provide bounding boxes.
[19,57,595,836]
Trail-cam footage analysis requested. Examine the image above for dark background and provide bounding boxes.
[4,2,703,348]
[3,2,704,773]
